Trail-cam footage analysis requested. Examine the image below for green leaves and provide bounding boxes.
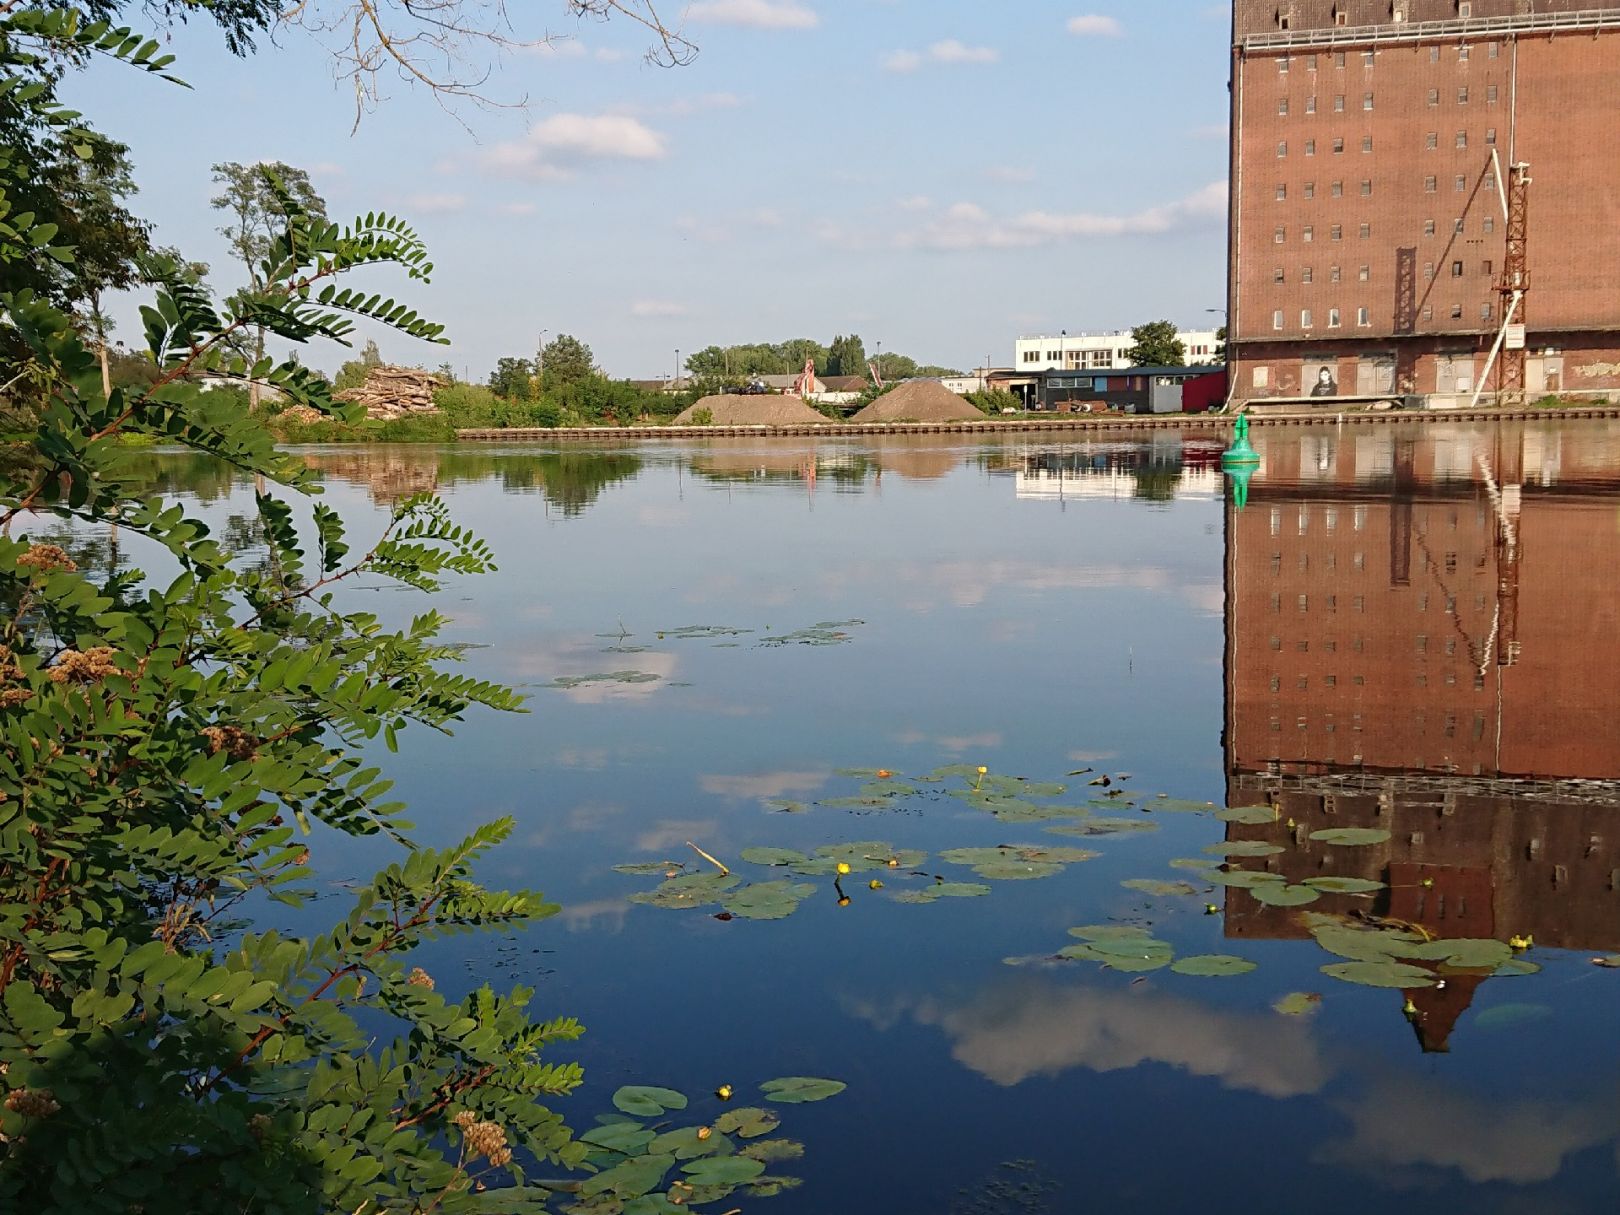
[613,1086,690,1117]
[759,1077,847,1104]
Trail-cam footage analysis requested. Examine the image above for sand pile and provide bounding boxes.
[851,380,984,423]
[673,394,828,426]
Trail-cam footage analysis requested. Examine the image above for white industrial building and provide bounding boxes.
[1014,328,1222,373]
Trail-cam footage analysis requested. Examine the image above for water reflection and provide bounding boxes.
[1224,420,1620,1049]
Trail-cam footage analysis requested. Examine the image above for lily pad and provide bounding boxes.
[1273,991,1322,1016]
[1169,857,1222,871]
[1592,955,1620,969]
[581,1122,657,1155]
[1089,936,1174,972]
[1203,869,1287,889]
[739,847,810,867]
[972,860,1063,881]
[746,1177,804,1198]
[714,1107,781,1140]
[680,1156,767,1186]
[1048,817,1160,837]
[1121,878,1201,898]
[892,890,941,904]
[1250,883,1321,907]
[1171,954,1258,977]
[1068,924,1155,941]
[1309,828,1392,846]
[759,1076,846,1104]
[613,861,682,876]
[739,1139,804,1164]
[1495,958,1542,977]
[1217,806,1279,825]
[647,1126,734,1161]
[550,671,662,690]
[1204,840,1286,858]
[580,1153,677,1200]
[1310,922,1427,963]
[1321,960,1438,989]
[1404,938,1513,970]
[722,881,816,921]
[1302,876,1387,895]
[765,799,808,814]
[628,873,742,910]
[1151,798,1218,814]
[612,1086,688,1117]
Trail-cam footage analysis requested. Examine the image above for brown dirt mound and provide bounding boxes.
[851,380,984,423]
[672,394,829,426]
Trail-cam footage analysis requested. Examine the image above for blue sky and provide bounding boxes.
[79,0,1233,379]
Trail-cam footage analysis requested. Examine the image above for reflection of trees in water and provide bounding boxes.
[116,449,239,503]
[436,451,645,517]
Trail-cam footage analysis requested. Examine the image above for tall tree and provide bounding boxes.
[210,161,328,407]
[540,333,595,386]
[1124,320,1186,368]
[826,334,868,378]
[334,338,384,390]
[489,356,536,400]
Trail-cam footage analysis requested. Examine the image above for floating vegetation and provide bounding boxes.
[1302,876,1387,895]
[659,625,754,639]
[1594,955,1620,968]
[764,799,808,814]
[1120,878,1202,898]
[1308,827,1393,846]
[628,872,741,909]
[939,845,1098,882]
[549,670,662,690]
[714,1107,782,1139]
[759,1076,846,1103]
[757,619,866,647]
[1217,805,1280,825]
[724,881,817,921]
[1273,991,1323,1016]
[1170,954,1258,977]
[1148,798,1218,814]
[894,880,993,905]
[1321,959,1438,988]
[1203,840,1286,858]
[613,1086,689,1117]
[1047,817,1159,837]
[1250,884,1321,907]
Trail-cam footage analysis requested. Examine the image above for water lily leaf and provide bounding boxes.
[624,1196,684,1215]
[1087,936,1174,971]
[1204,840,1286,857]
[613,862,682,876]
[551,671,662,690]
[1309,828,1392,846]
[1171,954,1258,977]
[1049,817,1159,836]
[929,764,983,781]
[675,1184,735,1205]
[723,881,815,921]
[892,890,940,904]
[859,781,918,799]
[765,799,808,814]
[836,767,883,778]
[1592,955,1620,969]
[760,1076,846,1104]
[1310,923,1427,963]
[581,1153,677,1199]
[1251,883,1321,907]
[1203,869,1287,889]
[581,1123,657,1155]
[1495,958,1542,977]
[680,1156,767,1186]
[714,1107,781,1139]
[1057,943,1106,961]
[739,847,810,867]
[819,796,895,811]
[972,861,1063,881]
[612,1086,688,1117]
[1321,960,1438,989]
[1170,857,1222,871]
[648,1127,733,1161]
[1302,876,1387,894]
[1068,924,1155,941]
[788,859,842,876]
[746,1176,804,1198]
[1474,1003,1553,1032]
[1273,991,1322,1016]
[628,872,742,910]
[1121,878,1201,898]
[1017,781,1069,799]
[989,802,1090,823]
[811,841,913,872]
[1151,798,1217,814]
[739,1139,804,1164]
[1404,938,1513,969]
[1217,806,1279,824]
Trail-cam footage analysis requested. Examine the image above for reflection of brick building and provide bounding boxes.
[1223,423,1620,1045]
[1228,1,1620,404]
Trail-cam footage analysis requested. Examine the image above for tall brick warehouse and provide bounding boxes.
[1228,1,1620,406]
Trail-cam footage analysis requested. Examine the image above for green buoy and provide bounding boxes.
[1222,413,1260,468]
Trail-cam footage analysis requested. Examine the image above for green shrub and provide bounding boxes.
[691,406,714,426]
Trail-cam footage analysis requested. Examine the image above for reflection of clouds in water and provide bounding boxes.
[895,729,1003,753]
[560,898,629,934]
[548,743,665,771]
[917,559,1224,613]
[1316,1075,1620,1186]
[847,978,1331,1099]
[510,636,679,704]
[636,819,718,852]
[700,771,829,801]
[1067,750,1118,763]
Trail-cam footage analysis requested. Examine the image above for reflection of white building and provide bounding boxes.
[1015,328,1222,373]
[1014,466,1222,502]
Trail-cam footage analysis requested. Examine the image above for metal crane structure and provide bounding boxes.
[1470,153,1532,408]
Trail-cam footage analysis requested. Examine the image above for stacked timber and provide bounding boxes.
[334,366,445,420]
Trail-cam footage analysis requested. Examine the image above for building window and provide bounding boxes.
[1456,130,1468,149]
[1422,305,1434,321]
[1306,95,1317,113]
[1362,135,1373,152]
[1429,46,1440,63]
[1278,141,1288,157]
[1483,172,1495,191]
[1481,302,1494,320]
[1279,98,1289,115]
[1427,88,1439,106]
[1359,223,1371,238]
[1305,139,1317,156]
[1458,86,1469,104]
[1426,131,1438,149]
[1302,266,1314,283]
[1487,84,1499,103]
[1275,226,1286,243]
[1486,127,1497,144]
[1363,93,1374,110]
[1278,54,1290,73]
[1359,264,1370,281]
[1328,308,1342,328]
[1333,137,1345,153]
[1424,218,1437,236]
[1331,264,1342,282]
[1488,41,1498,59]
[1334,93,1346,112]
[1424,261,1435,280]
[1451,303,1464,319]
[1274,267,1285,283]
[1362,49,1374,65]
[1303,226,1314,242]
[1304,181,1316,198]
[1360,179,1372,196]
[1425,175,1437,192]
[1273,310,1284,330]
[1452,260,1464,277]
[1455,217,1465,233]
[1335,51,1346,68]
[1276,183,1287,200]
[1482,259,1493,276]
[1302,309,1313,328]
[1458,44,1470,61]
[1483,216,1495,234]
[1357,306,1371,326]
[1332,180,1344,197]
[1455,175,1467,192]
[1331,224,1343,241]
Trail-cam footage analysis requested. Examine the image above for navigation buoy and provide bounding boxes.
[1223,414,1259,509]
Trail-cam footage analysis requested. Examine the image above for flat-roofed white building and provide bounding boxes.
[1014,328,1222,372]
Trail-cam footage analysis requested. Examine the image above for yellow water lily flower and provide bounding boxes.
[836,862,852,876]
[1509,934,1534,951]
[715,1085,733,1101]
[868,879,884,891]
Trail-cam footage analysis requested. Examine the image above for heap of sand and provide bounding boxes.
[673,394,829,426]
[851,380,985,423]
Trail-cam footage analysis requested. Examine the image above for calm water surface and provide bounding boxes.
[133,422,1620,1212]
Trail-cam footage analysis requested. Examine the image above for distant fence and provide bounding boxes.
[454,407,1620,442]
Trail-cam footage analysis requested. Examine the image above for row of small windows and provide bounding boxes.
[1277,42,1501,72]
[1275,180,1374,200]
[1276,84,1498,115]
[1274,265,1373,284]
[1277,136,1371,156]
[1274,224,1372,242]
[1277,128,1496,159]
[1271,308,1374,329]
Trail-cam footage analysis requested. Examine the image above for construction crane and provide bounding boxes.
[1470,153,1532,408]
[792,358,817,397]
[867,360,885,390]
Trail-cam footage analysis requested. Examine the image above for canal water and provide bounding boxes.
[135,421,1620,1212]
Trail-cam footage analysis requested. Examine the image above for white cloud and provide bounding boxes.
[595,47,628,62]
[405,192,468,215]
[1067,14,1124,37]
[897,194,933,211]
[484,113,667,181]
[631,299,689,318]
[687,0,819,30]
[986,165,1036,184]
[885,40,999,72]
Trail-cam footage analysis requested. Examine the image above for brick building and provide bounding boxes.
[1228,1,1620,405]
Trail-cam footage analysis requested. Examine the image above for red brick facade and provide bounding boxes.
[1228,2,1620,402]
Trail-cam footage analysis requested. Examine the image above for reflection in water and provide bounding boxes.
[1224,421,1620,1048]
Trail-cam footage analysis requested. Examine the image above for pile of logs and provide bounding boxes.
[334,366,446,420]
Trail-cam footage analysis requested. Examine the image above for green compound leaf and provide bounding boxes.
[612,1086,689,1117]
[760,1076,847,1104]
[1308,828,1392,846]
[1170,954,1258,977]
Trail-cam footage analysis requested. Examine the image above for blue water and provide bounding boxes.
[135,423,1620,1213]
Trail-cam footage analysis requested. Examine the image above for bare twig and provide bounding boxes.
[686,841,729,877]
